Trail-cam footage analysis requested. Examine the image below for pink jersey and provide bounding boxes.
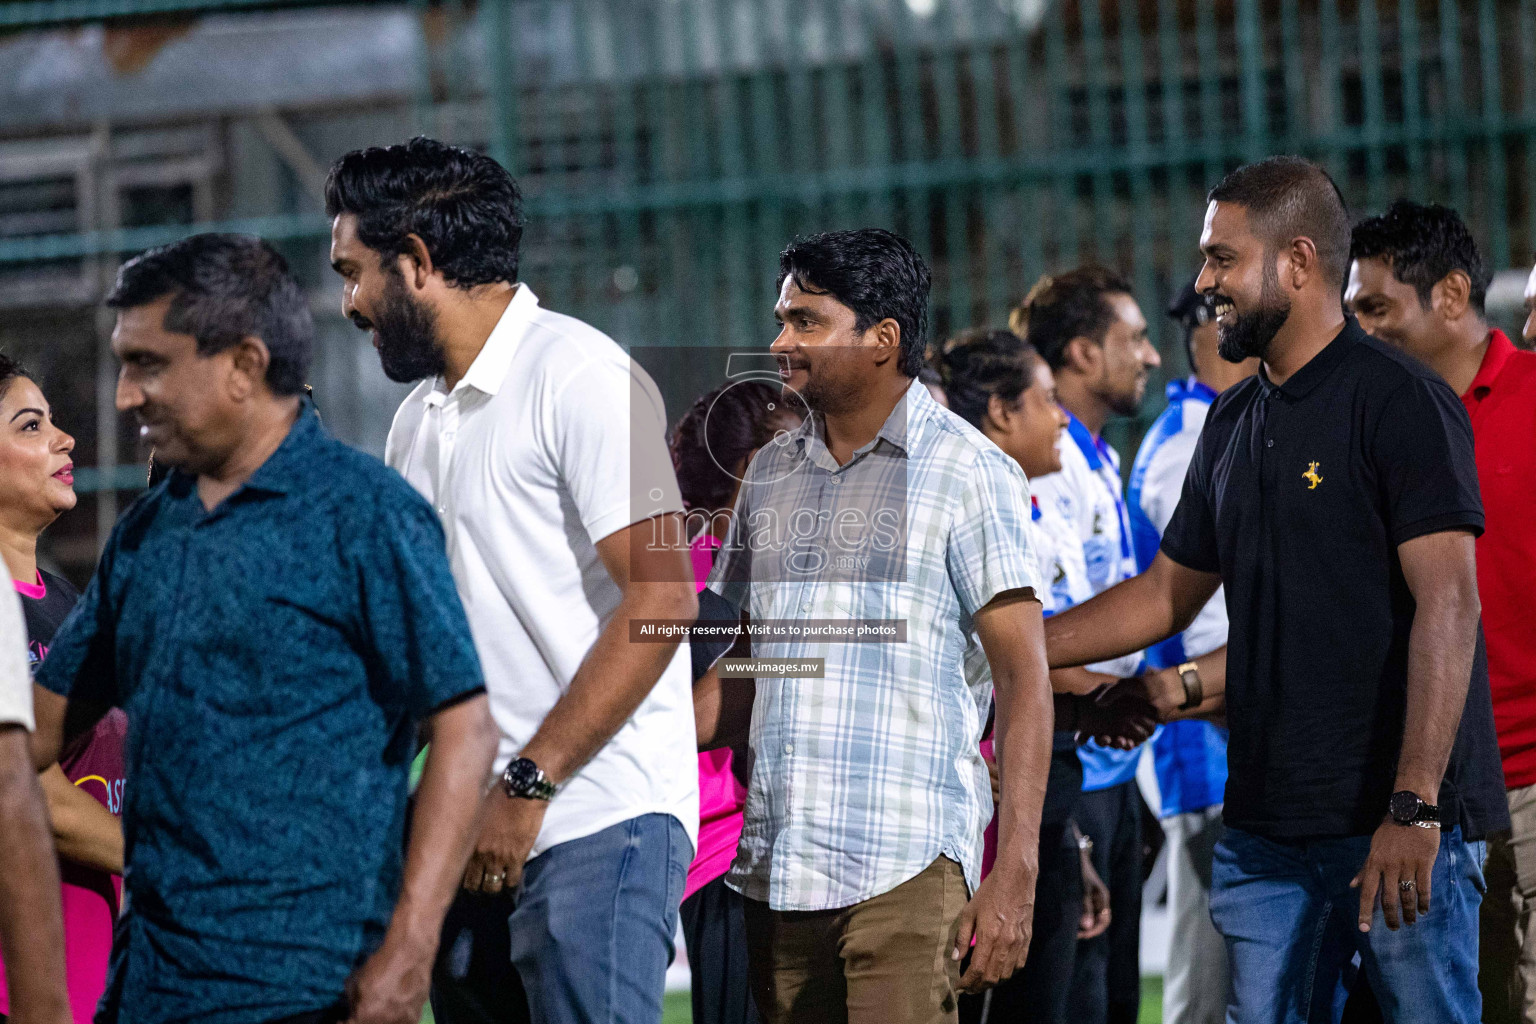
[0,571,125,1023]
[683,535,748,901]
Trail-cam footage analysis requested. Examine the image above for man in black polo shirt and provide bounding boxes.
[1044,157,1506,1024]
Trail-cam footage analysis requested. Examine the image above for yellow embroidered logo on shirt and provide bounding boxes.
[1303,462,1323,490]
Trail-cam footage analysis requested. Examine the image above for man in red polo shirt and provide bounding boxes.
[1347,199,1536,1024]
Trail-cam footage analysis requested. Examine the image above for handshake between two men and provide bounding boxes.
[1066,652,1226,751]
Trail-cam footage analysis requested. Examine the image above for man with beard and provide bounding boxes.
[1012,266,1160,1024]
[1346,201,1536,1024]
[28,233,499,1024]
[1040,156,1507,1023]
[696,229,1056,1023]
[325,138,701,1024]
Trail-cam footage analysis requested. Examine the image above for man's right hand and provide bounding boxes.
[1075,686,1157,749]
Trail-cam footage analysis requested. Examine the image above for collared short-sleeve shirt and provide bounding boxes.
[1460,330,1536,788]
[707,379,1041,911]
[36,401,485,1024]
[1160,319,1507,840]
[387,285,699,859]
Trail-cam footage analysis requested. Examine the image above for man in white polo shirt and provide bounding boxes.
[327,137,700,1024]
[0,572,69,1024]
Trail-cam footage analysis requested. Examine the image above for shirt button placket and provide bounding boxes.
[438,401,460,519]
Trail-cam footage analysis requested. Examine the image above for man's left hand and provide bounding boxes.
[342,930,435,1024]
[953,861,1036,993]
[1350,818,1441,931]
[462,793,547,895]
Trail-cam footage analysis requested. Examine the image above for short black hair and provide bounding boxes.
[934,327,1042,430]
[106,233,312,396]
[777,229,931,377]
[325,136,524,288]
[1008,265,1135,371]
[1208,156,1352,288]
[1350,199,1490,314]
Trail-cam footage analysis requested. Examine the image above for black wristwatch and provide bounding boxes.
[1388,790,1441,829]
[502,757,557,801]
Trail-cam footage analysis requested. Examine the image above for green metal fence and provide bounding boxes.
[480,0,1536,453]
[5,0,1536,460]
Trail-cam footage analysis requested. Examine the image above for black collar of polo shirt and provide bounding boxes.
[1256,318,1363,402]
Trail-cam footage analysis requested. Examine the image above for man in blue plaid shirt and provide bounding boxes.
[699,229,1055,1024]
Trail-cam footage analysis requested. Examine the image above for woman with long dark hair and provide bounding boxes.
[0,354,126,1024]
[669,378,804,1024]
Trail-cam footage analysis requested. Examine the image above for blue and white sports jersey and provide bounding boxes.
[1031,411,1145,792]
[1127,377,1229,817]
[962,486,1093,702]
[1031,492,1093,617]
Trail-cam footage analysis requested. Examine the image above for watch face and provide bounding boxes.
[1390,791,1422,823]
[505,758,537,795]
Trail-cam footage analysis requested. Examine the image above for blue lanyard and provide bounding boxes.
[1063,410,1133,563]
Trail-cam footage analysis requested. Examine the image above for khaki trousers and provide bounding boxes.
[1481,783,1536,1024]
[743,856,969,1024]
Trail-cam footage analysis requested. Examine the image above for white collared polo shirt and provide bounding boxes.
[386,284,698,859]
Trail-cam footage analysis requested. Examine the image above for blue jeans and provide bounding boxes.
[432,813,691,1024]
[1209,826,1486,1024]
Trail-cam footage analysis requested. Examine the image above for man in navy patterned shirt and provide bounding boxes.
[29,234,498,1024]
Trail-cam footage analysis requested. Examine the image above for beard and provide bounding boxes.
[796,359,856,416]
[1217,260,1291,363]
[798,375,837,414]
[1106,378,1147,417]
[368,273,447,383]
